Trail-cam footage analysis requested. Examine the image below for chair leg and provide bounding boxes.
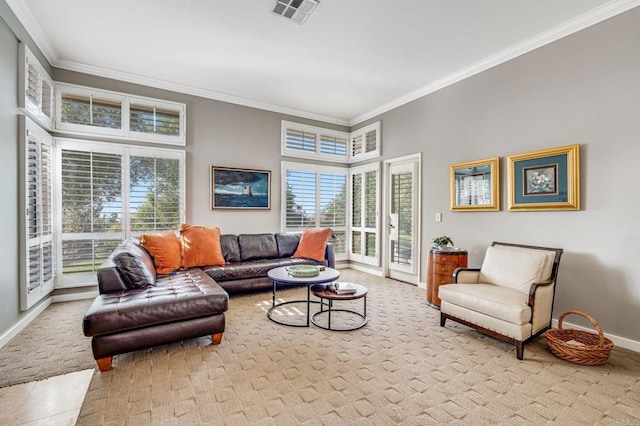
[96,357,112,372]
[211,332,223,345]
[440,313,446,327]
[515,341,524,360]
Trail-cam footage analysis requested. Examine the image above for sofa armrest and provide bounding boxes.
[325,243,335,269]
[528,279,553,307]
[453,268,480,284]
[97,259,129,294]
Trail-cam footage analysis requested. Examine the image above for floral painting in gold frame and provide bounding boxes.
[450,157,499,211]
[507,144,580,211]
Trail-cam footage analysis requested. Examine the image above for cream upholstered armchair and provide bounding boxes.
[439,242,563,360]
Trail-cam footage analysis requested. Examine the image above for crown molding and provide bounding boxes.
[348,0,640,126]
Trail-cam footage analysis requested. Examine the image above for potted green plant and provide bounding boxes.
[432,236,454,249]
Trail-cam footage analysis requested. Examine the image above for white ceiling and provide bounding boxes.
[8,0,639,125]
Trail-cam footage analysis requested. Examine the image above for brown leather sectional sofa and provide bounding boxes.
[83,232,335,371]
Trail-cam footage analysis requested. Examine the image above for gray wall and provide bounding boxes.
[0,11,21,335]
[367,7,640,342]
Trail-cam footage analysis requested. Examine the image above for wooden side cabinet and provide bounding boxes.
[426,248,468,309]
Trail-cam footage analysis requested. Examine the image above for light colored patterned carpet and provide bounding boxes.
[0,299,94,388]
[75,270,640,424]
[4,270,639,424]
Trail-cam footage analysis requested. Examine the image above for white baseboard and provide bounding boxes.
[346,263,384,277]
[0,297,52,350]
[552,318,640,353]
[51,290,98,303]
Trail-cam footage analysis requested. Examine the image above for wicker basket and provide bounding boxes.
[544,310,613,366]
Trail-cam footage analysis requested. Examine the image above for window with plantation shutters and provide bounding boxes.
[282,162,348,258]
[282,120,380,163]
[59,145,123,287]
[61,94,122,129]
[57,139,185,287]
[350,122,380,162]
[282,121,349,162]
[19,44,54,130]
[20,118,55,310]
[56,83,186,145]
[320,134,347,157]
[57,86,124,137]
[319,173,347,254]
[284,169,316,228]
[129,97,185,144]
[129,152,183,233]
[349,163,380,265]
[286,128,316,153]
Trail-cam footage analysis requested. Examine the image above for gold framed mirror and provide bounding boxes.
[450,157,500,211]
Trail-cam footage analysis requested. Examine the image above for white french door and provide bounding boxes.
[385,154,421,284]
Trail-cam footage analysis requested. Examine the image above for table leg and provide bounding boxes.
[272,281,277,307]
[306,285,311,327]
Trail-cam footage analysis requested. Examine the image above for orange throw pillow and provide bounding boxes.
[292,227,333,262]
[139,230,181,274]
[180,224,225,268]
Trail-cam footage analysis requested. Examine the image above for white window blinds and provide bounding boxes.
[129,154,182,232]
[320,134,347,157]
[20,118,55,310]
[282,120,380,163]
[19,44,54,130]
[350,122,381,162]
[286,128,316,153]
[284,169,316,228]
[282,163,348,257]
[60,147,123,283]
[349,163,380,265]
[130,104,181,137]
[60,94,122,129]
[57,139,185,287]
[282,121,349,162]
[56,84,186,145]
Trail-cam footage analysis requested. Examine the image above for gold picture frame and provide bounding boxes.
[507,144,580,211]
[450,157,500,211]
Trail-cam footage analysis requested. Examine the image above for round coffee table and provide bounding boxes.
[310,283,368,331]
[267,266,340,327]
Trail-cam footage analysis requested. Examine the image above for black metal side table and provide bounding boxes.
[310,283,368,331]
[267,266,340,327]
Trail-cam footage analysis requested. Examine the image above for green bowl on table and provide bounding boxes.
[286,265,320,277]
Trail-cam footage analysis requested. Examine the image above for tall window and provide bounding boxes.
[282,162,347,258]
[56,139,184,287]
[20,118,55,310]
[350,163,380,265]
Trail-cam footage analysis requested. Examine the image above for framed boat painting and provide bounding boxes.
[507,144,580,211]
[211,166,271,209]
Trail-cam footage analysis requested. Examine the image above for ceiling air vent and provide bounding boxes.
[272,0,319,25]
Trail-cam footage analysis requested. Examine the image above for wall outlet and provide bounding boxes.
[435,212,442,222]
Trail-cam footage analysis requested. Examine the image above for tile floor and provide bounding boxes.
[0,369,93,425]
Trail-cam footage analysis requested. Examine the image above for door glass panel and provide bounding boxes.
[390,171,413,266]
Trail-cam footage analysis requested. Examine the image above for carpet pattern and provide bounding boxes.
[72,270,640,424]
[3,271,637,424]
[0,299,94,388]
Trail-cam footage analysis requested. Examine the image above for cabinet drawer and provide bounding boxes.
[434,255,460,266]
[434,263,456,275]
[433,274,453,286]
